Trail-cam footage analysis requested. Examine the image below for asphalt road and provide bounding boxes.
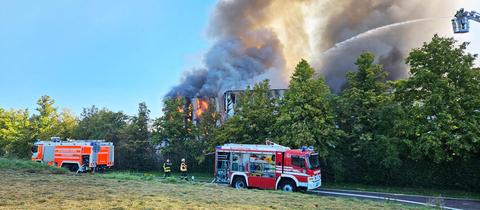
[310,188,480,210]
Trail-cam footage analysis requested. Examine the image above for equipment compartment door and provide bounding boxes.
[215,152,230,183]
[247,153,276,189]
[97,146,110,165]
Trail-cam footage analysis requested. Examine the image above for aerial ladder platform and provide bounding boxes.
[452,8,480,33]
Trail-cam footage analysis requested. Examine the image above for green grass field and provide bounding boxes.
[0,158,429,210]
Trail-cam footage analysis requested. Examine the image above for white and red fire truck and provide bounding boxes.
[31,138,114,172]
[214,142,321,192]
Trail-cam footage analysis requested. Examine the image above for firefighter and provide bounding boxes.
[163,159,172,178]
[180,158,188,181]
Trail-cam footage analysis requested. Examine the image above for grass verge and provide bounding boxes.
[99,171,158,181]
[98,171,213,182]
[0,157,68,174]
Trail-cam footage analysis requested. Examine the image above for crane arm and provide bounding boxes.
[469,11,480,23]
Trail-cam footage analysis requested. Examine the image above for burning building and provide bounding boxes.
[191,97,220,124]
[223,89,286,120]
[176,97,218,125]
[178,89,287,124]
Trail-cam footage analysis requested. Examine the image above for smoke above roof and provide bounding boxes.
[167,0,456,97]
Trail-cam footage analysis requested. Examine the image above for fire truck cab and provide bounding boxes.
[31,138,114,172]
[214,142,321,192]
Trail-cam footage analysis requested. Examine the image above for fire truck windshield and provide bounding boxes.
[308,154,320,169]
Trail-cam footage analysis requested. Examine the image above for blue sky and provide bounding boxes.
[0,0,215,117]
[0,1,479,118]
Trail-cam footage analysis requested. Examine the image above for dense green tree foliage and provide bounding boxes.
[214,80,277,145]
[0,96,78,158]
[59,109,77,139]
[31,95,62,140]
[275,60,338,156]
[74,106,128,142]
[0,108,32,157]
[333,53,401,184]
[395,35,480,163]
[119,102,156,170]
[74,106,131,168]
[196,100,220,162]
[155,97,199,171]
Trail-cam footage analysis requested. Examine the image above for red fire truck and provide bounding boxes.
[31,138,114,172]
[214,142,321,192]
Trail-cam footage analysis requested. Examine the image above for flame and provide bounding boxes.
[195,99,209,118]
[175,96,184,113]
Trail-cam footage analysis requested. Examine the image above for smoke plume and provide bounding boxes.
[167,0,284,98]
[168,0,458,97]
[312,0,455,91]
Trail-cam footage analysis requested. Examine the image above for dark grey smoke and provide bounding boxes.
[167,0,284,98]
[379,46,406,80]
[313,0,454,92]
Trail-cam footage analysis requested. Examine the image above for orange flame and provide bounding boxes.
[174,95,184,113]
[195,99,209,118]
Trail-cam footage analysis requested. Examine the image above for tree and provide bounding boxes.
[394,35,480,162]
[335,52,400,183]
[75,106,127,141]
[119,102,155,170]
[0,95,78,158]
[59,109,77,139]
[196,100,220,161]
[275,59,338,156]
[155,97,197,170]
[0,108,32,157]
[31,95,60,140]
[214,80,277,145]
[74,106,128,168]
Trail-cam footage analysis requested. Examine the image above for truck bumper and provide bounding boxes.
[307,175,321,190]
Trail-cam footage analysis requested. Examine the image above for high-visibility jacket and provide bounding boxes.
[163,162,172,173]
[180,162,187,172]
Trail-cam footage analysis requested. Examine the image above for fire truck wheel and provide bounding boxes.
[61,164,79,172]
[279,180,297,192]
[232,177,247,189]
[70,164,79,172]
[61,164,71,171]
